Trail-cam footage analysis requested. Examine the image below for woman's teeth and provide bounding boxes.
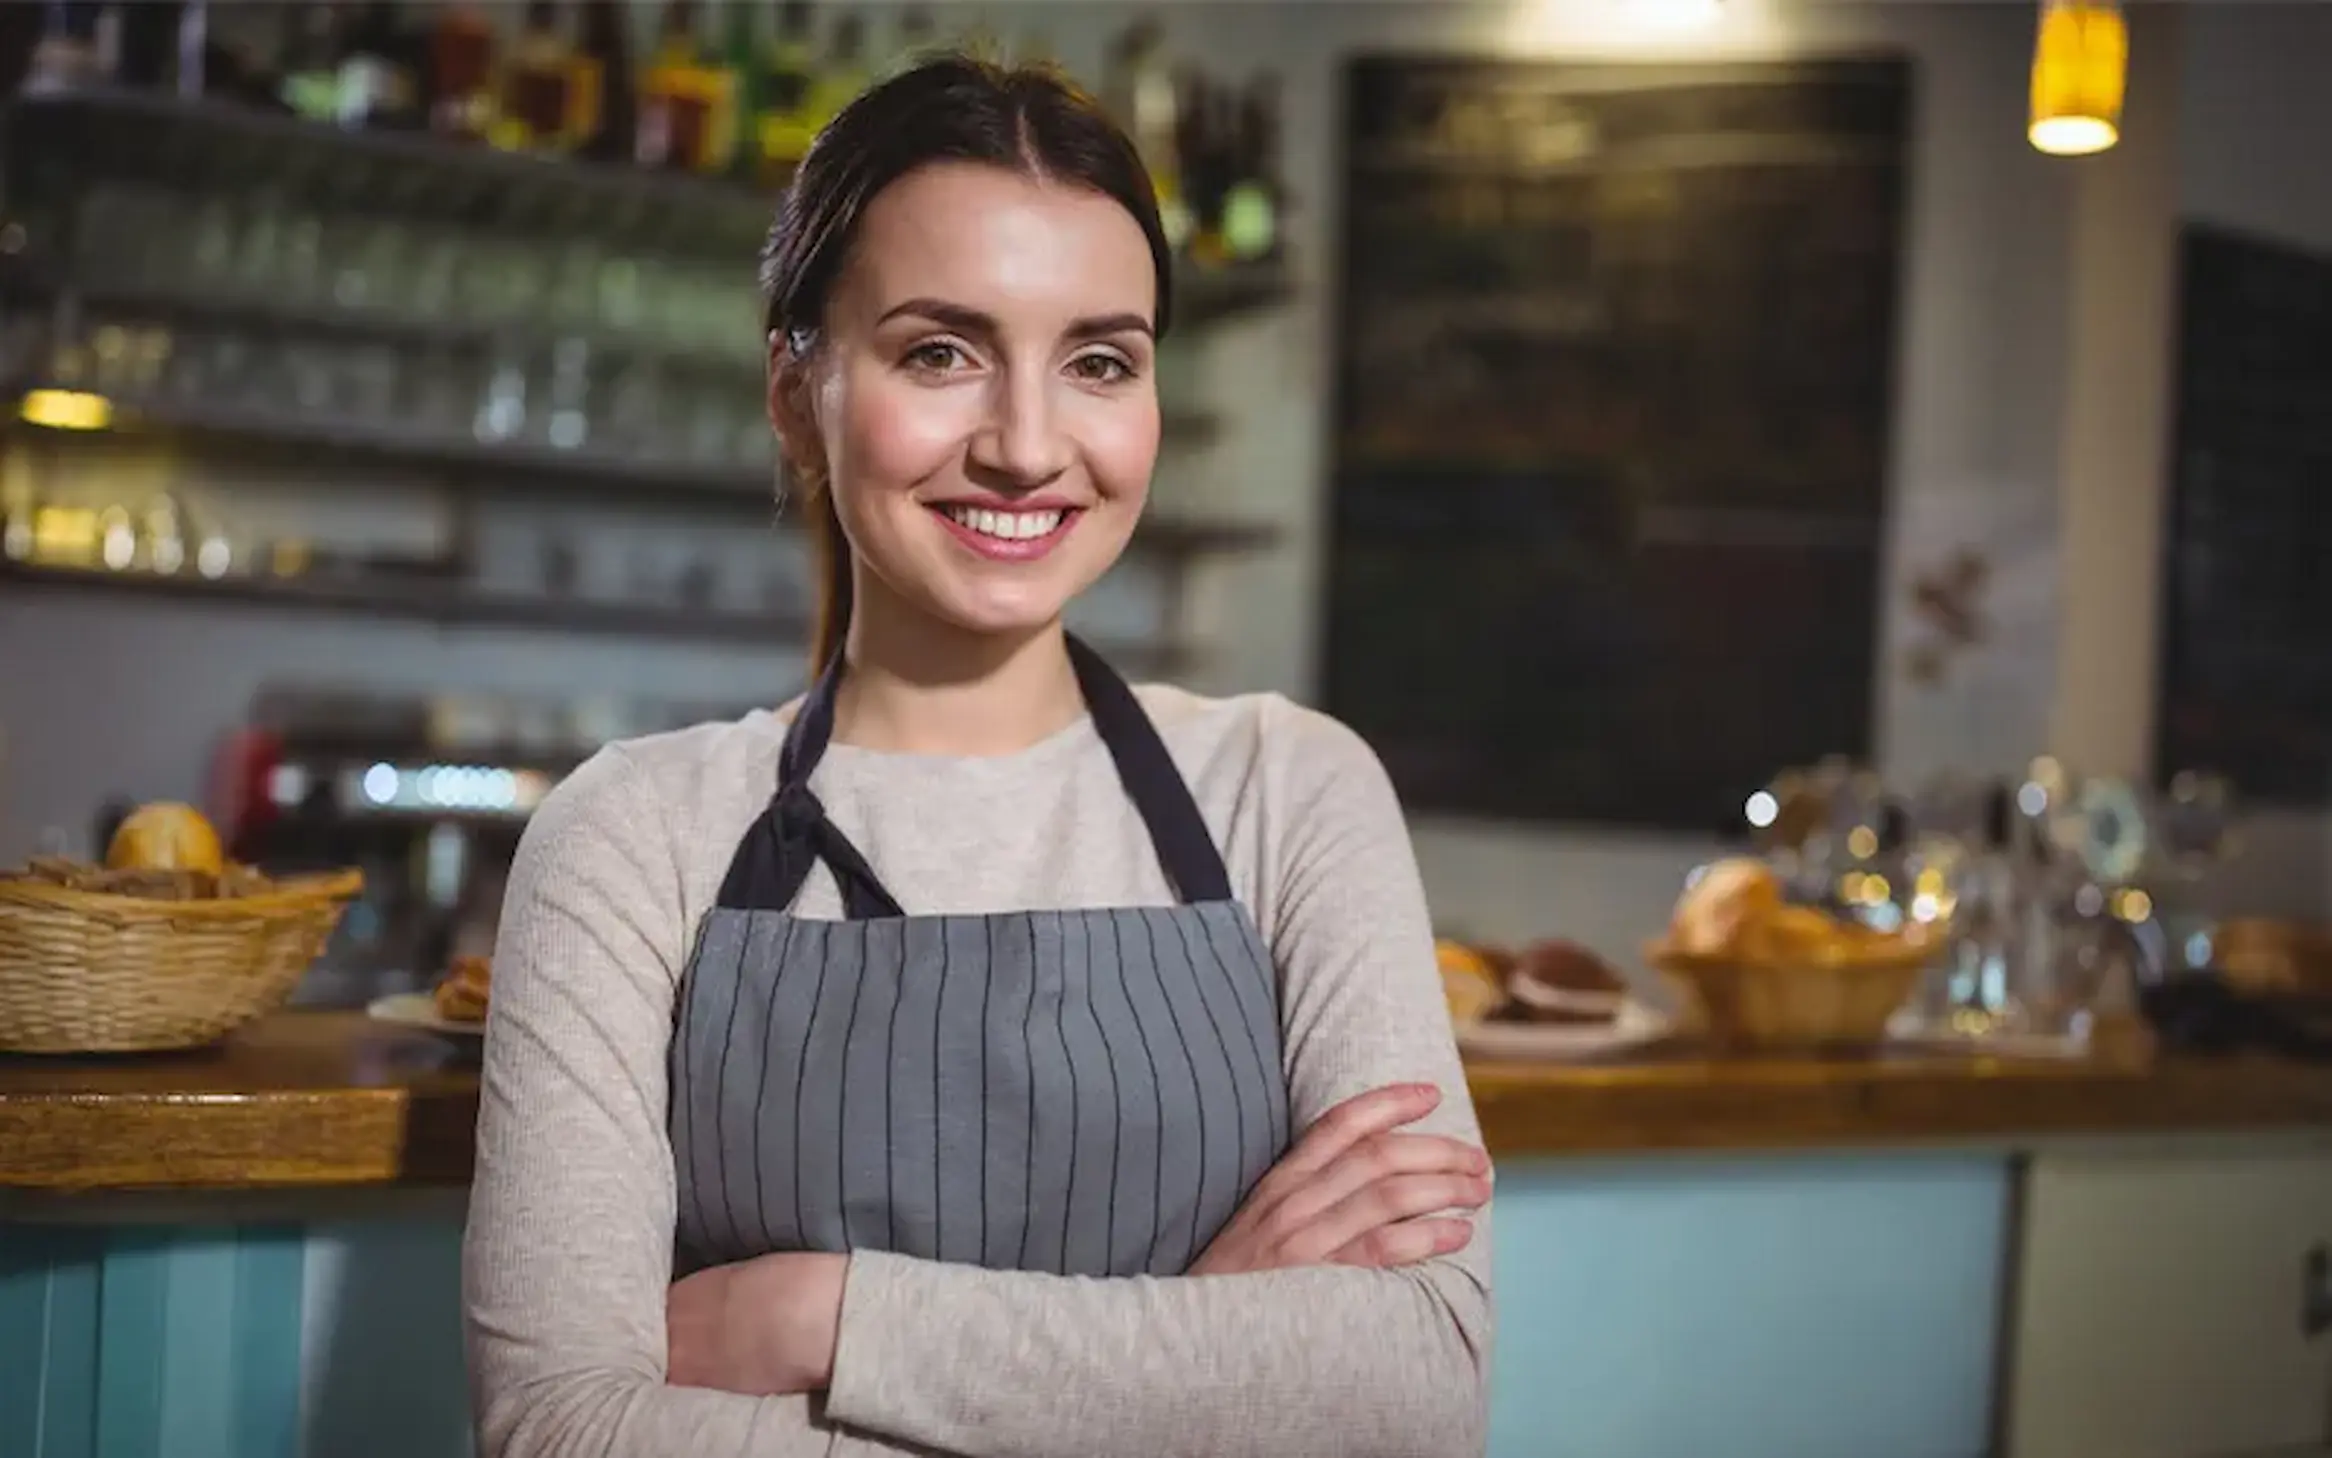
[940,505,1064,541]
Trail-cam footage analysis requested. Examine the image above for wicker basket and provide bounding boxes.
[1648,932,1938,1054]
[0,869,362,1053]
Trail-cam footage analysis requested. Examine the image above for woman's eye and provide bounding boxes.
[1069,352,1137,385]
[904,341,969,374]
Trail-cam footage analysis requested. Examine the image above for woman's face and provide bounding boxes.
[781,162,1161,645]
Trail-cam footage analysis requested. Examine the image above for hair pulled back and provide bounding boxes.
[760,55,1174,677]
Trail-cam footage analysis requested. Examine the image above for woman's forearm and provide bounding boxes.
[823,1238,1490,1458]
[476,1367,834,1458]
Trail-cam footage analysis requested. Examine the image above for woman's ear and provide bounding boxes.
[767,337,824,480]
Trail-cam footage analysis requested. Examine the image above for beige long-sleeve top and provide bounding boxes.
[462,682,1493,1458]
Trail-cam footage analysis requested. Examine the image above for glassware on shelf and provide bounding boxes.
[2158,769,2236,881]
[471,353,530,445]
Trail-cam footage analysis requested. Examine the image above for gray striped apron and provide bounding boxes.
[669,635,1291,1278]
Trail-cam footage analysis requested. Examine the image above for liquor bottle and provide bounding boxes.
[493,2,595,153]
[1012,26,1056,74]
[429,1,498,142]
[752,0,817,182]
[720,0,759,178]
[115,0,181,90]
[575,0,634,164]
[1176,71,1233,265]
[803,10,866,133]
[636,0,737,174]
[171,0,209,98]
[889,5,936,72]
[190,2,285,111]
[336,0,420,129]
[277,1,346,123]
[1103,18,1187,250]
[1219,72,1282,262]
[22,1,106,96]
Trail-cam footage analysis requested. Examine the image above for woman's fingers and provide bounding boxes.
[1272,1084,1442,1181]
[1327,1216,1479,1269]
[1267,1132,1489,1233]
[1278,1170,1491,1265]
[1190,1082,1490,1276]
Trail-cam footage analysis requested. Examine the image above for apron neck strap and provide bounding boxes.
[1065,635,1233,904]
[720,633,1233,915]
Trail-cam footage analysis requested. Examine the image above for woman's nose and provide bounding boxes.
[967,374,1073,486]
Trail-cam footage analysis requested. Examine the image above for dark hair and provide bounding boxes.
[760,55,1174,677]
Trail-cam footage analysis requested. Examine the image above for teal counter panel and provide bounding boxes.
[1,1225,307,1458]
[7,1154,2011,1458]
[1486,1153,2013,1458]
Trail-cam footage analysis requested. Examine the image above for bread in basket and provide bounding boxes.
[0,815,361,1053]
[1647,857,1940,1052]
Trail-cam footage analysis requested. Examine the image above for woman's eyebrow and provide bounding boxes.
[876,298,1155,343]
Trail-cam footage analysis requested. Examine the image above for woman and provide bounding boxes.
[463,55,1492,1458]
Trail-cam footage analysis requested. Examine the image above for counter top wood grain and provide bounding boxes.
[3,1013,2329,1193]
[1466,1043,2332,1156]
[0,1012,478,1193]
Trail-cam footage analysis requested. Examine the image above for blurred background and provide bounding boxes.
[2,2,2331,1456]
[1,0,2326,1008]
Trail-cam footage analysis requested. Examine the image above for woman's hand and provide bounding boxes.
[666,1250,848,1396]
[1190,1083,1490,1276]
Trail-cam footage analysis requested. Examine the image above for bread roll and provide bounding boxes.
[105,802,225,876]
[1669,857,1783,956]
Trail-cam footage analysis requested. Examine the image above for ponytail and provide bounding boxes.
[805,475,852,678]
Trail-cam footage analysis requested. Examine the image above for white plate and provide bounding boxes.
[367,991,486,1039]
[1506,984,1627,1021]
[1455,999,1672,1062]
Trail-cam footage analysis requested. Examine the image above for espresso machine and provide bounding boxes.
[208,686,580,1006]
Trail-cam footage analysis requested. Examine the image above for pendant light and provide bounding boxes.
[2029,0,2126,156]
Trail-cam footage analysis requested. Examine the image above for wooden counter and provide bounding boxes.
[0,1012,479,1193]
[1468,1043,2332,1155]
[2,1012,2330,1192]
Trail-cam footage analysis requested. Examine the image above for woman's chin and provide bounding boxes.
[929,595,1072,642]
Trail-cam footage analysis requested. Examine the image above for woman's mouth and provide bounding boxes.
[929,503,1080,562]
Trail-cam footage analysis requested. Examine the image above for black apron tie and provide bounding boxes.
[716,634,1230,915]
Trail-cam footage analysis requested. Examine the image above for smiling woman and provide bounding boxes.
[763,60,1172,688]
[462,54,1493,1458]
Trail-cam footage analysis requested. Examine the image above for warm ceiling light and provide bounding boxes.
[1616,0,1724,32]
[2029,0,2126,156]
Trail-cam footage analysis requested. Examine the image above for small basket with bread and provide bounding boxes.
[1646,857,1940,1053]
[0,803,361,1053]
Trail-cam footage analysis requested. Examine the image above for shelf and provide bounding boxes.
[3,89,1296,328]
[1,555,795,645]
[10,395,1277,555]
[0,558,1194,673]
[19,391,779,503]
[5,87,773,259]
[15,276,765,381]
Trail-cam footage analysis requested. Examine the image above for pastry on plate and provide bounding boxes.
[1437,940,1507,1024]
[1507,939,1627,1022]
[434,954,492,1025]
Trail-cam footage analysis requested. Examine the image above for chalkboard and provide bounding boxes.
[1322,56,1911,831]
[2156,226,2332,807]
